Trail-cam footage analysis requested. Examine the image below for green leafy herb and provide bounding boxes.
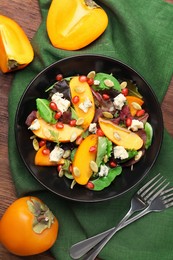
[36,98,57,124]
[91,166,122,191]
[145,122,153,149]
[93,72,121,91]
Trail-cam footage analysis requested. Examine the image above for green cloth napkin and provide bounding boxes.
[8,0,173,259]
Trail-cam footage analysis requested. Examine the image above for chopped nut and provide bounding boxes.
[104,79,114,87]
[76,117,84,125]
[113,132,121,141]
[70,132,77,142]
[74,86,85,93]
[103,154,108,163]
[90,161,98,173]
[102,111,113,119]
[120,81,127,89]
[131,102,142,110]
[87,71,96,78]
[135,150,143,161]
[70,179,76,189]
[33,138,39,151]
[58,168,64,177]
[73,167,80,177]
[63,150,71,158]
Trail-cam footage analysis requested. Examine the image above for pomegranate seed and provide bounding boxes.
[126,117,132,127]
[39,140,46,147]
[136,109,145,117]
[96,128,104,136]
[121,88,129,96]
[102,94,110,100]
[54,111,62,120]
[56,122,64,129]
[79,75,87,82]
[87,77,94,85]
[89,146,97,153]
[70,119,76,127]
[56,74,63,81]
[42,148,50,155]
[110,161,117,168]
[72,95,80,104]
[86,181,94,189]
[49,101,58,111]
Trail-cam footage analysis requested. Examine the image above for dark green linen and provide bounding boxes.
[8,0,173,259]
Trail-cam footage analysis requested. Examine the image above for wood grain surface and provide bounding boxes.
[0,1,173,259]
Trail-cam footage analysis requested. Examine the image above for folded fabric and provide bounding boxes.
[8,0,173,259]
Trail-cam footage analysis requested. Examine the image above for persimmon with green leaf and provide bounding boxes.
[0,196,58,256]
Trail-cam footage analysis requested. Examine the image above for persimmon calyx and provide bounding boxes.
[27,198,55,234]
[85,0,100,8]
[8,59,19,70]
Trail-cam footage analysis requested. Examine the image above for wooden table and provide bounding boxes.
[0,1,173,259]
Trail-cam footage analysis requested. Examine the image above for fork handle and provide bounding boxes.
[81,207,152,260]
[69,208,134,259]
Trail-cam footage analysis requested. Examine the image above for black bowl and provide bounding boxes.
[15,54,163,202]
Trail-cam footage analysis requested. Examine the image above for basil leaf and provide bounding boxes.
[36,98,56,124]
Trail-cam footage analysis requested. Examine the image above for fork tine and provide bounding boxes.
[159,187,173,208]
[137,173,169,202]
[137,173,161,195]
[161,186,173,195]
[144,181,170,203]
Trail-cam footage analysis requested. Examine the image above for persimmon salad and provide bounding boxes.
[25,71,153,191]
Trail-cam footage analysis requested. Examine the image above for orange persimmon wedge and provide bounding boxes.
[99,117,143,150]
[46,0,108,50]
[35,145,64,166]
[31,118,83,143]
[126,96,144,116]
[69,76,95,130]
[72,134,98,185]
[0,15,34,73]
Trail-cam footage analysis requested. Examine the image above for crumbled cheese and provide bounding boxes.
[51,92,70,113]
[94,80,100,86]
[128,119,144,131]
[98,165,109,177]
[28,119,40,131]
[78,97,92,113]
[113,93,126,110]
[49,146,64,162]
[89,123,97,134]
[113,146,129,160]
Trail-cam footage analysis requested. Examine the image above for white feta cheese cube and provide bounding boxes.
[113,146,129,160]
[51,92,70,113]
[128,119,144,131]
[113,93,126,110]
[98,165,109,177]
[78,97,92,113]
[28,119,40,131]
[49,146,64,162]
[89,123,97,134]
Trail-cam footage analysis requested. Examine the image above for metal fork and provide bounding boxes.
[81,186,173,260]
[69,173,169,259]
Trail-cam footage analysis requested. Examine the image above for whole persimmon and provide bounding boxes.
[0,196,58,256]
